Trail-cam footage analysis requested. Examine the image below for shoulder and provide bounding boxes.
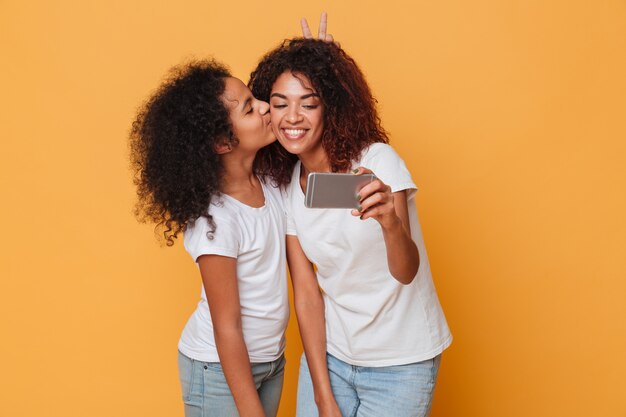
[183,200,241,261]
[261,177,287,211]
[358,143,417,195]
[282,161,301,197]
[186,197,239,236]
[357,143,408,174]
[359,143,402,165]
[261,177,282,197]
[210,195,242,223]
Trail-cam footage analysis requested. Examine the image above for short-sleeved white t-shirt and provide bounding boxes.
[285,143,452,367]
[178,180,289,363]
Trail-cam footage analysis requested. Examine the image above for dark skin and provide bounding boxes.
[199,77,272,417]
[198,16,335,416]
[291,167,418,417]
[281,14,420,417]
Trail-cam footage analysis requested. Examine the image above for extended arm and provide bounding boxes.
[353,168,420,284]
[198,255,266,417]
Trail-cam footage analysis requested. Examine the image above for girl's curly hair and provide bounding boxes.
[129,59,235,246]
[249,38,389,186]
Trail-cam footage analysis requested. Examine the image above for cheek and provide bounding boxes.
[312,117,324,135]
[271,123,281,138]
[310,128,323,143]
[270,111,281,127]
[311,111,324,131]
[270,113,281,135]
[233,121,256,142]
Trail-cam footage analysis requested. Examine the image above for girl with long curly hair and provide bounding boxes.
[250,39,452,417]
[130,59,287,417]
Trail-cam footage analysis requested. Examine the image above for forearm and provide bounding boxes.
[214,327,266,417]
[287,235,339,413]
[295,295,336,407]
[380,215,420,284]
[354,175,420,283]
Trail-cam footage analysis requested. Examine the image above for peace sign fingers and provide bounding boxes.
[300,12,336,44]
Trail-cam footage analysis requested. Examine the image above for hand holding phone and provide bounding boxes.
[350,167,398,226]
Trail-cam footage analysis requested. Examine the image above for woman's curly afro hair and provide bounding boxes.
[249,38,389,186]
[129,59,235,246]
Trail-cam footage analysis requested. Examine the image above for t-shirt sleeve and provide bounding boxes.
[360,143,417,200]
[183,214,240,262]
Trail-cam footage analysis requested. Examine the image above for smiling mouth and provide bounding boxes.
[282,128,307,140]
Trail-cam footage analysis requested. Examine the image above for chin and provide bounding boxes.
[277,142,302,155]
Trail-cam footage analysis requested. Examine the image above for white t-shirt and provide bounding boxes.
[285,143,452,367]
[178,180,289,363]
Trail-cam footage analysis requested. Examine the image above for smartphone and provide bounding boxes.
[304,172,376,209]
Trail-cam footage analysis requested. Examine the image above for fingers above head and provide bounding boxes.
[318,11,328,39]
[301,17,313,38]
[302,12,338,44]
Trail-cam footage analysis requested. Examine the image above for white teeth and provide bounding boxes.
[284,129,305,135]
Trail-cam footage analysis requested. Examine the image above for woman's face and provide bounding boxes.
[269,71,324,158]
[221,77,274,153]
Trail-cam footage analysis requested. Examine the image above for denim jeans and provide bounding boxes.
[178,350,285,417]
[296,353,441,417]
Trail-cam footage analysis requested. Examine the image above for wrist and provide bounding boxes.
[379,213,402,232]
[314,388,337,405]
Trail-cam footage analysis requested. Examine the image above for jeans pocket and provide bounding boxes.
[178,351,203,408]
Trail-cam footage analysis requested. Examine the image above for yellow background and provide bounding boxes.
[1,1,625,416]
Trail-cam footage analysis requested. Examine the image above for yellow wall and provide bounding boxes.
[1,1,625,416]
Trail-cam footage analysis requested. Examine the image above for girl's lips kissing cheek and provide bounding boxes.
[282,128,307,140]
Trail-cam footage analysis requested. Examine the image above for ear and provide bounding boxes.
[214,140,233,155]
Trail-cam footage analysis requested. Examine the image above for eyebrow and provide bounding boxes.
[270,93,320,100]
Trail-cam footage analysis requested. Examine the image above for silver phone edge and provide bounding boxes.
[305,172,316,208]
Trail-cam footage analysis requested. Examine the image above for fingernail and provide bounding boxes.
[357,205,363,212]
[352,168,359,174]
[360,215,364,220]
[355,193,361,201]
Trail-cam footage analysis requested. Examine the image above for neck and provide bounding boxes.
[220,153,257,194]
[299,148,331,177]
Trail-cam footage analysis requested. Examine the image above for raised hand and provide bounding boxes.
[301,12,335,44]
[351,167,397,228]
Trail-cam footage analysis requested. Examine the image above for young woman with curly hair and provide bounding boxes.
[250,39,452,417]
[130,60,287,417]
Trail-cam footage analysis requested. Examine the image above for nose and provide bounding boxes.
[257,99,270,115]
[286,105,302,123]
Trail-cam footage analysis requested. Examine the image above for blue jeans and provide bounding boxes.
[296,353,441,417]
[178,350,285,417]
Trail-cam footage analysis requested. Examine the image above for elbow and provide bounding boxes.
[395,273,416,285]
[294,292,325,316]
[392,257,420,285]
[295,298,324,316]
[213,318,243,340]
